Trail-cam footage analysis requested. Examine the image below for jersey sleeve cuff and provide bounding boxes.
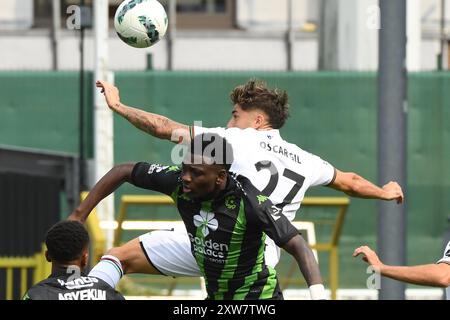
[130,162,146,185]
[275,228,300,247]
[326,168,337,186]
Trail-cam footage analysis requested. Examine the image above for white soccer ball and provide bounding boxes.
[114,0,168,48]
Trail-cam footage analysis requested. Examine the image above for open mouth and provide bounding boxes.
[183,184,192,193]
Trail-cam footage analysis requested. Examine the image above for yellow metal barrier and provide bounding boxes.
[80,192,107,265]
[282,197,349,300]
[114,195,349,299]
[0,244,51,300]
[114,195,174,247]
[0,195,106,300]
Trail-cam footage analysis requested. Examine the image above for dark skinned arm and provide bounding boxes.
[67,163,135,223]
[282,234,323,287]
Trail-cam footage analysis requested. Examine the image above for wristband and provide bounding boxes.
[309,284,326,300]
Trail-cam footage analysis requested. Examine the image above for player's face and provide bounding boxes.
[227,104,261,129]
[181,156,224,199]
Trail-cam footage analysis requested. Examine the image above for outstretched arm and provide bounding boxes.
[282,234,325,299]
[353,246,450,287]
[96,80,189,142]
[68,163,135,223]
[329,169,404,204]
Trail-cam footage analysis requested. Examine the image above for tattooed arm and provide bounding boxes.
[96,80,190,142]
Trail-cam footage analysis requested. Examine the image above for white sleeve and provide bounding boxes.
[437,241,450,264]
[191,126,226,138]
[308,154,336,187]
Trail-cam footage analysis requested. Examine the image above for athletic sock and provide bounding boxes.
[88,254,124,288]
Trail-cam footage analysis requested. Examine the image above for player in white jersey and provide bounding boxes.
[190,126,337,266]
[83,79,403,281]
[354,242,450,299]
[191,126,335,222]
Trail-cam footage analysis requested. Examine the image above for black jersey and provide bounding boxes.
[22,267,124,300]
[131,162,299,300]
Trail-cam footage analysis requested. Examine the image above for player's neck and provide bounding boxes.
[256,123,274,131]
[51,261,84,274]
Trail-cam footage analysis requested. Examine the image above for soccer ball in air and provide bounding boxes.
[114,0,168,48]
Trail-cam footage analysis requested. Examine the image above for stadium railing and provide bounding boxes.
[280,197,349,300]
[0,244,51,300]
[113,195,349,300]
[80,191,107,265]
[0,194,105,300]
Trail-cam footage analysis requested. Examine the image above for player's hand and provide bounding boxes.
[96,80,121,111]
[353,246,383,270]
[382,181,404,204]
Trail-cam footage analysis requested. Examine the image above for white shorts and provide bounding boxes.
[139,229,280,277]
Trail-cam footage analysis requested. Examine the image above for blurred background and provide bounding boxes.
[0,0,449,300]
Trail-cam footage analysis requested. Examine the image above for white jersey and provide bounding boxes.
[192,126,336,221]
[437,241,450,300]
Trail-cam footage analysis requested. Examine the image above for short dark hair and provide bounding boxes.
[230,79,290,129]
[187,133,234,171]
[45,221,89,263]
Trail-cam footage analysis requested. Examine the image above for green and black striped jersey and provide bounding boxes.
[131,162,299,300]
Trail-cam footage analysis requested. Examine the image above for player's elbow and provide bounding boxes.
[283,236,320,269]
[113,163,135,182]
[152,123,170,139]
[436,272,450,287]
[152,116,177,140]
[282,235,305,255]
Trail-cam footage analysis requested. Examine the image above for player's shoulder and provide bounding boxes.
[23,281,53,300]
[150,163,181,174]
[221,127,260,138]
[443,241,450,258]
[228,127,258,133]
[192,126,227,137]
[233,173,257,194]
[233,174,274,208]
[134,162,181,176]
[232,174,283,225]
[203,127,261,135]
[282,138,331,164]
[437,241,450,264]
[278,136,312,156]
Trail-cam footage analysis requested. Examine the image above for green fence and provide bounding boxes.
[0,71,449,287]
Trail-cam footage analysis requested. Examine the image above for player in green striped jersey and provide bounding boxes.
[73,133,324,299]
